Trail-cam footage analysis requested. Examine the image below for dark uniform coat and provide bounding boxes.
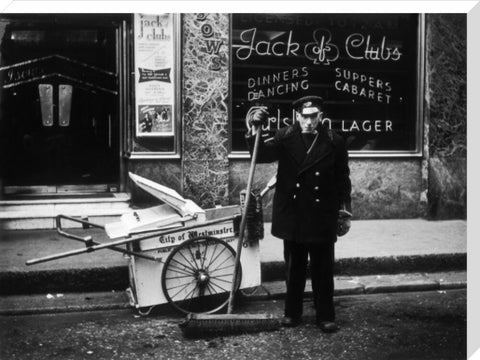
[248,122,351,243]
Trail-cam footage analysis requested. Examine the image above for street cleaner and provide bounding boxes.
[245,96,353,333]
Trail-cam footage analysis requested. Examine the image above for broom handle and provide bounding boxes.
[227,124,262,314]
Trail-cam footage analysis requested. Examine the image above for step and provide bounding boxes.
[0,193,131,212]
[0,193,132,230]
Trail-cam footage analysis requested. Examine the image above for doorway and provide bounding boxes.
[0,15,127,196]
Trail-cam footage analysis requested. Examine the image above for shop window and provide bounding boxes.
[230,14,423,156]
[129,13,181,158]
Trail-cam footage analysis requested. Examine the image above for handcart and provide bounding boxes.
[27,172,274,315]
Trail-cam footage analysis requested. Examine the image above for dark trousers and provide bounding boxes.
[283,240,335,322]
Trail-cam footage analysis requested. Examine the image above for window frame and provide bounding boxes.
[228,13,425,159]
[127,13,182,160]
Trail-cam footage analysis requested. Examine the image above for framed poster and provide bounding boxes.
[134,13,176,140]
[231,14,424,157]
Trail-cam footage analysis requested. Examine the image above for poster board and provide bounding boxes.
[132,13,179,156]
[231,14,423,156]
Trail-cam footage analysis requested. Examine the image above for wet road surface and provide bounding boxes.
[0,289,466,360]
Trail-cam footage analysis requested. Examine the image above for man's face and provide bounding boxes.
[298,108,322,133]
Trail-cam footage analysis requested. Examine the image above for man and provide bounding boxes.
[140,114,153,133]
[246,96,352,333]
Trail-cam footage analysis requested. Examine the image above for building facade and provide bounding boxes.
[0,14,466,228]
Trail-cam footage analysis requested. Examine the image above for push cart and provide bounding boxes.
[27,172,270,315]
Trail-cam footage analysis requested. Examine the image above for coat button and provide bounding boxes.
[293,195,297,199]
[296,183,300,188]
[315,199,320,203]
[315,172,320,176]
[314,186,319,191]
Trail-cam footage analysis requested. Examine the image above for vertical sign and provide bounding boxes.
[134,13,175,137]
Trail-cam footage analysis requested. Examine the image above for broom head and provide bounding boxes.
[180,313,281,338]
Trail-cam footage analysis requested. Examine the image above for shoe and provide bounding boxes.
[281,316,302,327]
[317,321,339,333]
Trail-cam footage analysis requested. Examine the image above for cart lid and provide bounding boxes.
[129,172,191,215]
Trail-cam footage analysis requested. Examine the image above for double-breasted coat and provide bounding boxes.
[247,122,352,243]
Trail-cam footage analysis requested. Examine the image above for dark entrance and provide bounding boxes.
[0,15,126,195]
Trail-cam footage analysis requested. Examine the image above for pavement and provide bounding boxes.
[0,219,467,315]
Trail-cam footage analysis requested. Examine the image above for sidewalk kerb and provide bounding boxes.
[0,272,466,316]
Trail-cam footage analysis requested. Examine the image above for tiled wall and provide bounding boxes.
[231,158,425,220]
[425,14,466,219]
[181,14,230,209]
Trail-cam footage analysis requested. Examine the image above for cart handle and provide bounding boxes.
[25,215,161,266]
[26,214,240,266]
[54,214,162,262]
[56,214,105,242]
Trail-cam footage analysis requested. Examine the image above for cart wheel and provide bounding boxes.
[161,236,242,314]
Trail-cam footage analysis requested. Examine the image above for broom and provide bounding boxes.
[180,117,281,338]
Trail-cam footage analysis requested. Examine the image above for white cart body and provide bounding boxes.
[127,206,261,308]
[107,173,262,309]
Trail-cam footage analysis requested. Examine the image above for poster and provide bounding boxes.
[134,13,175,137]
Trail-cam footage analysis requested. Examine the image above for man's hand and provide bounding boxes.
[246,106,269,134]
[337,218,351,237]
